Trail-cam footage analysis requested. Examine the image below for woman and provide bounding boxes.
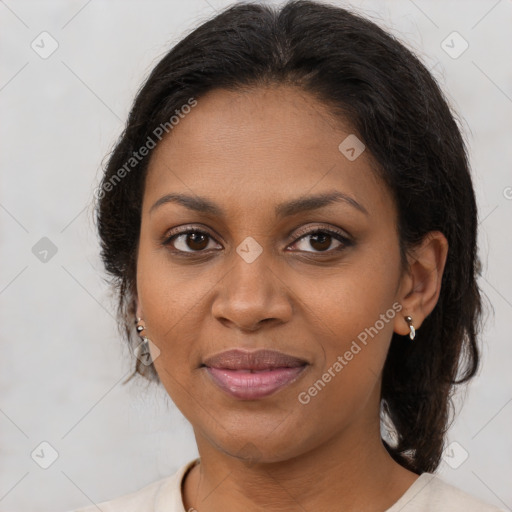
[76,1,504,510]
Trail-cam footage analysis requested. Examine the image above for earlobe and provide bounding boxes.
[393,231,449,336]
[135,297,144,320]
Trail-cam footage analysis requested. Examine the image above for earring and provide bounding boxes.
[135,317,152,364]
[404,316,416,340]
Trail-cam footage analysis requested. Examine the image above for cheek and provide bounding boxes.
[296,234,402,390]
[300,241,401,342]
[136,234,206,332]
[136,242,196,365]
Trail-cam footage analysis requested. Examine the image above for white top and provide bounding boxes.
[69,458,505,512]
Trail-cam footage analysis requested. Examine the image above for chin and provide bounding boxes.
[199,420,310,464]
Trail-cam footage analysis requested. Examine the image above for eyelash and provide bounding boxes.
[161,224,353,256]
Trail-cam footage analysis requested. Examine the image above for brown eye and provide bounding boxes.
[163,229,221,253]
[290,228,352,253]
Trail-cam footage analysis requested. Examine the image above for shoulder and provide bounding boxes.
[392,472,506,512]
[67,459,199,512]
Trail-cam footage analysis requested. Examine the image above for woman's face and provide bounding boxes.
[136,85,408,462]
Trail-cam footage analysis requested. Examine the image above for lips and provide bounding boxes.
[202,348,307,371]
[201,349,308,400]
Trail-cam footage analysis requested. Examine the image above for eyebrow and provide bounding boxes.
[149,190,368,218]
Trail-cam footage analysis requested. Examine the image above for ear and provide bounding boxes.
[394,231,449,336]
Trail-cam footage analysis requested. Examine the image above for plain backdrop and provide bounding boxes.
[0,1,511,511]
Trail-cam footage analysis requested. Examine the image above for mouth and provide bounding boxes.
[201,349,309,400]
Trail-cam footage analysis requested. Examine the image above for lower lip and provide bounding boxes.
[205,366,307,400]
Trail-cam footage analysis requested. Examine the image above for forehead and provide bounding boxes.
[143,85,392,220]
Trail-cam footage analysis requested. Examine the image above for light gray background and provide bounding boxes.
[1,1,511,511]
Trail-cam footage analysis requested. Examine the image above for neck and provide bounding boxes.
[182,414,419,512]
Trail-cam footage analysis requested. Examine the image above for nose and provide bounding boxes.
[211,252,293,333]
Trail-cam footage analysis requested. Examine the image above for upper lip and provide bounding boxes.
[202,349,308,370]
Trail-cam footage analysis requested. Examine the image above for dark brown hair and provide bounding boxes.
[94,0,483,474]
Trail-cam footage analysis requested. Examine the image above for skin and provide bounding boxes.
[135,84,448,512]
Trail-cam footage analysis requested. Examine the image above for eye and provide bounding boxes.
[162,227,221,253]
[288,227,352,253]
